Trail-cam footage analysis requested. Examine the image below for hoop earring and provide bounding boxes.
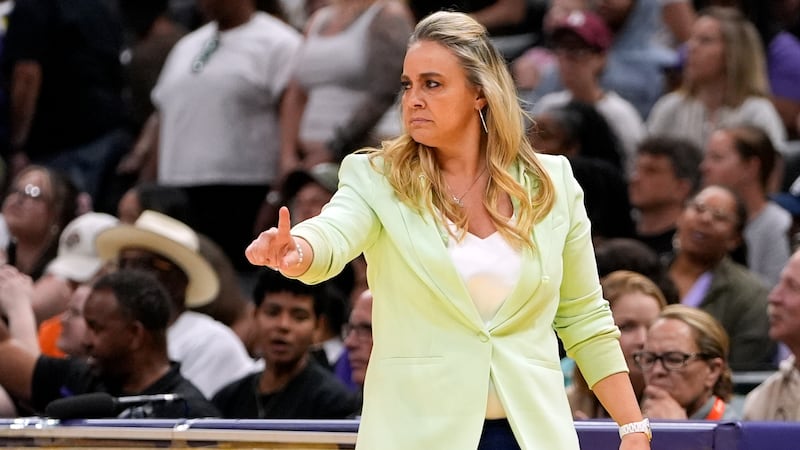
[478,109,488,134]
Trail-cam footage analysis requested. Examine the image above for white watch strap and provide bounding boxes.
[618,418,651,439]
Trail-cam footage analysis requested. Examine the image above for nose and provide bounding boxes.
[344,330,358,350]
[631,326,647,347]
[404,86,424,109]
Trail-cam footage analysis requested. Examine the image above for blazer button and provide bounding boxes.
[541,275,550,283]
[477,331,490,343]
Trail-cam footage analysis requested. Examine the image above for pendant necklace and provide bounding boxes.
[448,166,488,207]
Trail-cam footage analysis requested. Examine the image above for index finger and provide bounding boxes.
[276,206,293,242]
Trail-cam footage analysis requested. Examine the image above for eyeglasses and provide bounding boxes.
[633,351,711,371]
[191,33,220,74]
[7,183,45,202]
[686,200,736,224]
[344,322,372,341]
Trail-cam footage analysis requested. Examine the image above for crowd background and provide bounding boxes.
[0,0,798,423]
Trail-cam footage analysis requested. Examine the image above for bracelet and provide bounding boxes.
[295,240,304,267]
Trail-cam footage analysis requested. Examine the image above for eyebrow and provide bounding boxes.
[401,71,444,80]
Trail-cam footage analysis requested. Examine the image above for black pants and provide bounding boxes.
[478,419,521,450]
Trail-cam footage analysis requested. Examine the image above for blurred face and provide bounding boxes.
[401,40,484,150]
[767,251,800,348]
[628,153,686,210]
[675,186,740,262]
[82,288,137,378]
[685,16,726,85]
[531,113,573,156]
[2,169,55,239]
[701,130,747,189]
[345,291,373,386]
[117,189,142,224]
[291,183,333,223]
[58,284,92,357]
[641,318,721,414]
[552,33,605,87]
[612,291,663,386]
[256,291,318,368]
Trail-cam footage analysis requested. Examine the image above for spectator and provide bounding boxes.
[638,304,737,420]
[595,237,679,304]
[629,136,703,259]
[116,181,191,225]
[530,10,645,171]
[0,166,79,280]
[667,185,776,370]
[132,0,302,272]
[34,212,119,357]
[212,269,358,419]
[96,210,259,398]
[701,125,791,287]
[647,7,786,153]
[0,270,219,418]
[2,0,131,207]
[568,270,668,418]
[742,248,800,420]
[279,0,413,171]
[345,289,373,389]
[531,101,635,242]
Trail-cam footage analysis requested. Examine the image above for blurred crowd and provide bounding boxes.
[0,0,798,423]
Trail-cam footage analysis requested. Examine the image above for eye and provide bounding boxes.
[425,80,440,88]
[400,80,411,90]
[663,352,688,365]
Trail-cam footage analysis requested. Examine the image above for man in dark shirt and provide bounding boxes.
[0,270,218,418]
[212,269,357,419]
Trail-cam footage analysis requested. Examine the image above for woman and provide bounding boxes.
[647,7,786,152]
[279,0,414,171]
[667,184,776,370]
[568,270,667,419]
[701,125,791,287]
[637,304,738,420]
[1,166,78,281]
[247,11,650,450]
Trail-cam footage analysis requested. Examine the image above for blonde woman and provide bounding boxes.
[247,11,649,450]
[568,270,668,419]
[647,7,786,152]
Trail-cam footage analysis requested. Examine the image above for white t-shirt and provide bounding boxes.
[153,12,302,186]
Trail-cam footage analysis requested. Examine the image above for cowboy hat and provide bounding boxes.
[95,210,219,308]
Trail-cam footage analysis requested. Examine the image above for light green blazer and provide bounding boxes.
[293,153,627,450]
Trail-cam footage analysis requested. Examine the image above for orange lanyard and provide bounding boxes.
[705,397,726,420]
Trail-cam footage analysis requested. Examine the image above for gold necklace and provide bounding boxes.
[448,166,487,207]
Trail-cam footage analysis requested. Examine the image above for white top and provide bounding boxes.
[153,12,302,186]
[447,222,522,419]
[168,311,262,398]
[532,90,645,175]
[647,92,787,153]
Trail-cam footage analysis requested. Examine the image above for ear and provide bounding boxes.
[704,357,724,390]
[128,321,146,351]
[742,156,761,183]
[673,178,693,203]
[475,89,487,110]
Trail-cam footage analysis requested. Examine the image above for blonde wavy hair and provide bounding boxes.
[682,6,769,107]
[367,11,555,249]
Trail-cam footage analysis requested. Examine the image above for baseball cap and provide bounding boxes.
[551,10,613,52]
[46,212,120,283]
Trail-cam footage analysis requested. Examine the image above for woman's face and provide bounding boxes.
[685,16,726,85]
[675,186,740,262]
[2,169,55,240]
[401,40,484,150]
[612,291,663,384]
[701,130,746,188]
[642,318,722,414]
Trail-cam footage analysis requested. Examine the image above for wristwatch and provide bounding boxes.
[619,418,652,442]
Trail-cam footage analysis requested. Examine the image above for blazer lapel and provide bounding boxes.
[395,202,486,328]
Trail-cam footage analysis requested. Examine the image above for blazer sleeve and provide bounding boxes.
[290,154,382,284]
[550,157,628,387]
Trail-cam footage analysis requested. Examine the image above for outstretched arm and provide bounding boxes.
[593,372,651,450]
